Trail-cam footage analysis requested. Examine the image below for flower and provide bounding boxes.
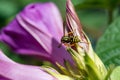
[66,0,107,70]
[0,50,57,80]
[0,2,73,66]
[0,0,110,80]
[56,0,108,80]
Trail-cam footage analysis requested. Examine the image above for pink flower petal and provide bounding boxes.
[0,50,57,80]
[0,2,73,66]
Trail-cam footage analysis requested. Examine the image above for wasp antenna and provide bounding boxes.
[58,43,62,48]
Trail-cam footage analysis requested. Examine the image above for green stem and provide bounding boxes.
[108,9,113,25]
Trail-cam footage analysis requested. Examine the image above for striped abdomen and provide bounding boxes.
[70,36,80,44]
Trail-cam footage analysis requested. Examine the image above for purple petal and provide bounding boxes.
[0,3,73,66]
[0,50,57,80]
[20,3,63,41]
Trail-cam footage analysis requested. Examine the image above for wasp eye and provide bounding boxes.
[61,36,69,43]
[64,38,68,40]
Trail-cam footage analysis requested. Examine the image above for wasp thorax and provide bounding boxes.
[61,36,80,44]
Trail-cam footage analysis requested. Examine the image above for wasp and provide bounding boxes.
[61,35,80,44]
[58,22,82,47]
[58,31,81,47]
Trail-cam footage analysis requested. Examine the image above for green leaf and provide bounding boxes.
[96,17,120,66]
[110,66,120,80]
[75,0,107,10]
[75,0,120,10]
[71,0,85,5]
[0,0,18,18]
[77,10,107,29]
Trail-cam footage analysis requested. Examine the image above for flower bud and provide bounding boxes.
[58,0,108,79]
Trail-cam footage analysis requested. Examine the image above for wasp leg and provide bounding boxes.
[69,43,81,47]
[67,31,74,35]
[64,29,76,36]
[58,43,62,48]
[64,31,73,36]
[80,41,89,45]
[69,43,75,47]
[58,43,72,48]
[64,43,69,47]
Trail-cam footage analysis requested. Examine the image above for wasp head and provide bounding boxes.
[61,36,70,43]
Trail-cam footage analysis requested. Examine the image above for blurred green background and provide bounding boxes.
[1,0,120,66]
[1,0,120,44]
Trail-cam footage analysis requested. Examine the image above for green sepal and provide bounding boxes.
[42,66,74,80]
[84,52,103,80]
[67,47,85,70]
[56,63,71,76]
